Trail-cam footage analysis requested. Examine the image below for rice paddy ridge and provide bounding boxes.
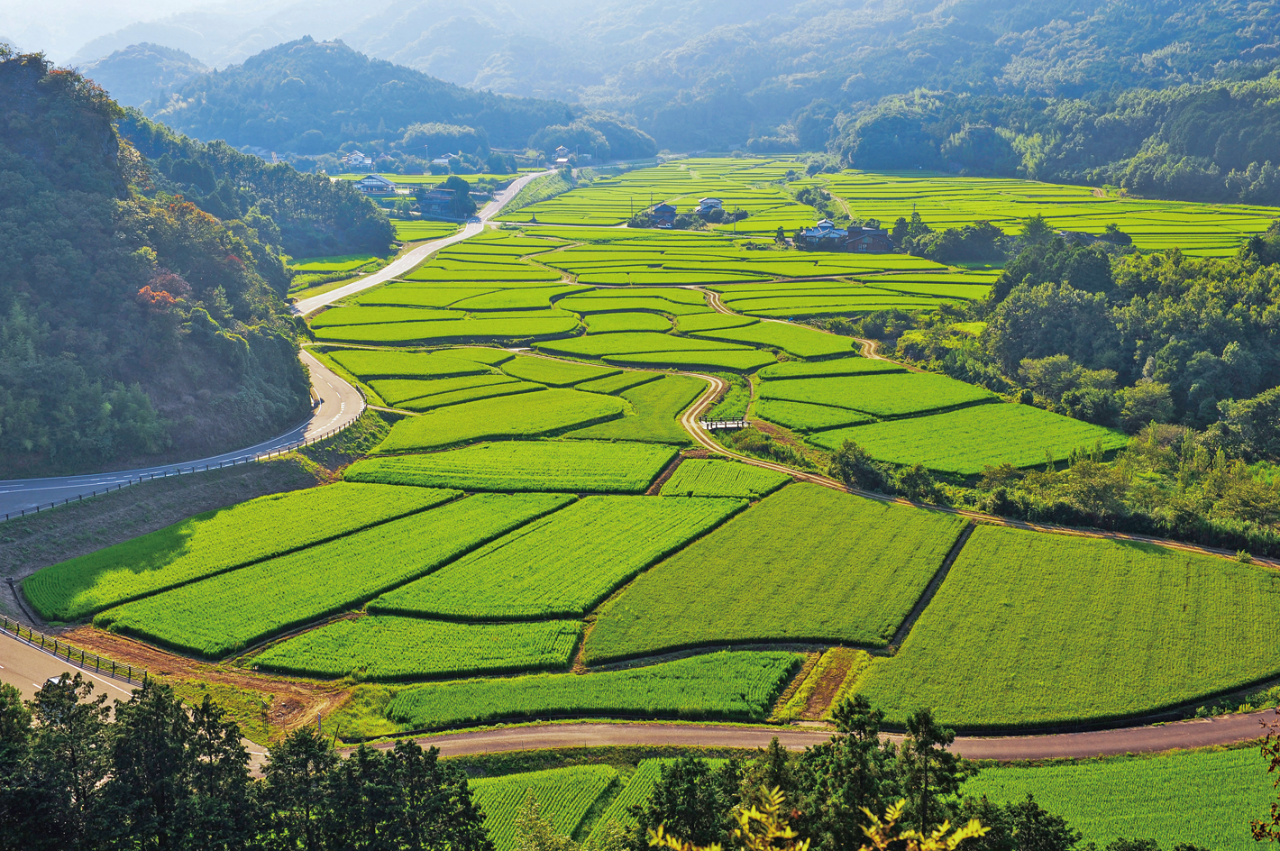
[479,346,1280,568]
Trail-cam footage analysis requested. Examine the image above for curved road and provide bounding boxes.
[397,712,1277,760]
[5,175,1276,762]
[293,169,553,317]
[0,170,550,517]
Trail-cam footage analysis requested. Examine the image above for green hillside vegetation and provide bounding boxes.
[118,110,393,257]
[0,49,312,474]
[586,484,967,662]
[252,616,582,681]
[23,483,452,622]
[856,525,1280,728]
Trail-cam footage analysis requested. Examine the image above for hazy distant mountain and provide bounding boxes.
[80,43,207,108]
[151,37,576,153]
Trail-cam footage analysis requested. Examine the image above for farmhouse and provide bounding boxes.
[418,187,458,218]
[697,197,723,214]
[355,174,397,195]
[846,226,895,253]
[651,202,677,227]
[343,150,372,167]
[554,145,570,159]
[796,219,847,248]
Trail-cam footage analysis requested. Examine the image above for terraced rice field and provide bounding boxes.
[753,399,874,432]
[368,374,521,407]
[584,312,673,334]
[964,747,1274,850]
[855,525,1280,728]
[568,375,705,443]
[659,460,791,498]
[23,483,450,622]
[472,766,617,851]
[808,402,1129,473]
[586,484,967,662]
[384,650,802,729]
[370,496,744,619]
[758,371,996,418]
[345,441,678,493]
[822,170,1278,257]
[537,332,749,359]
[499,355,620,386]
[688,321,856,358]
[313,314,581,346]
[603,350,777,371]
[252,617,582,681]
[374,389,626,452]
[95,493,573,658]
[326,349,500,379]
[757,358,900,379]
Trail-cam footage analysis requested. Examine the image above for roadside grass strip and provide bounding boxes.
[659,459,791,498]
[370,495,745,620]
[23,483,452,622]
[314,315,580,345]
[310,307,464,327]
[384,651,802,729]
[251,617,582,681]
[345,441,678,493]
[568,375,706,444]
[963,747,1273,851]
[290,253,380,273]
[807,403,1129,473]
[369,374,520,407]
[327,349,497,379]
[753,399,875,432]
[536,332,751,359]
[757,358,902,379]
[574,372,662,395]
[585,484,967,662]
[375,389,627,453]
[602,350,777,372]
[95,493,574,658]
[500,355,621,386]
[391,220,459,241]
[758,372,996,417]
[472,766,618,851]
[689,322,855,358]
[854,525,1280,729]
[584,312,673,334]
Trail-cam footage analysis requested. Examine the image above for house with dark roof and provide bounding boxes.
[650,202,677,227]
[418,188,457,218]
[846,226,895,253]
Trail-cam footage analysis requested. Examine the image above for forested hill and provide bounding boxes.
[150,37,576,154]
[118,110,394,257]
[0,49,318,477]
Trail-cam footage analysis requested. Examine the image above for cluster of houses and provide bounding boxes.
[350,174,458,218]
[795,219,895,253]
[648,198,723,228]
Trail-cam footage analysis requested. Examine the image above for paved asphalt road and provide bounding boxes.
[0,350,365,517]
[0,170,550,517]
[292,169,553,318]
